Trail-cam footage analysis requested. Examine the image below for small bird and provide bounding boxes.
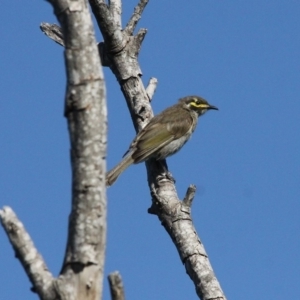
[106,96,218,186]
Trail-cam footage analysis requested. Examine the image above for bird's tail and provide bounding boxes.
[106,153,134,186]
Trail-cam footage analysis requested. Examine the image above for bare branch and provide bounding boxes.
[89,0,127,54]
[40,22,64,46]
[145,77,158,101]
[124,0,149,36]
[147,180,226,300]
[108,271,125,300]
[133,28,147,55]
[48,0,107,263]
[89,1,227,299]
[47,0,107,298]
[183,184,196,207]
[39,22,112,69]
[0,207,56,299]
[109,0,122,30]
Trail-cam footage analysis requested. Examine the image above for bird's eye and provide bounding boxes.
[190,99,210,109]
[190,99,201,108]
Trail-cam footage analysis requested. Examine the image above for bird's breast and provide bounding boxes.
[154,133,192,160]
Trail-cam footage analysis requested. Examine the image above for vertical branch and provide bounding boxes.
[48,0,107,299]
[2,0,107,299]
[108,271,125,300]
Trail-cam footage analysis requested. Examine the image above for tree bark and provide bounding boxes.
[1,0,107,299]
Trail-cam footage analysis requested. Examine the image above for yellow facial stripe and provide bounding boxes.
[190,102,209,109]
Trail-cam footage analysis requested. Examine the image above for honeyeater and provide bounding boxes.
[106,95,218,186]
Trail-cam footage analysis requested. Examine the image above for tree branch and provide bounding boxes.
[40,0,226,299]
[40,22,64,46]
[108,271,125,300]
[88,0,226,299]
[124,0,149,36]
[183,184,197,206]
[149,184,225,299]
[0,0,108,299]
[145,77,158,101]
[46,0,107,296]
[108,0,122,30]
[0,207,57,299]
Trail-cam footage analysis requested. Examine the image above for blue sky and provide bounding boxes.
[1,1,300,299]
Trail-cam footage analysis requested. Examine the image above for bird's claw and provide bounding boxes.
[157,171,176,183]
[166,171,176,183]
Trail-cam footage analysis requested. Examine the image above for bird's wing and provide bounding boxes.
[131,113,194,163]
[131,123,174,163]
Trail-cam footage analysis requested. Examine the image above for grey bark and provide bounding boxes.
[108,271,125,300]
[0,207,57,299]
[1,0,106,299]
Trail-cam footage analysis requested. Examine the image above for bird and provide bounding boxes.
[106,95,218,186]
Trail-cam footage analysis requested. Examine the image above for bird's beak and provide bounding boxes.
[208,105,218,110]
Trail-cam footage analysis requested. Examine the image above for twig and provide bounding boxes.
[183,184,196,207]
[145,77,158,101]
[133,28,147,55]
[40,22,64,46]
[124,0,149,35]
[108,271,125,300]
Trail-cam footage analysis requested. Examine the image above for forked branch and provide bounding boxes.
[1,0,107,299]
[40,0,226,299]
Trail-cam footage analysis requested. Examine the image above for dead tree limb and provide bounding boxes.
[51,0,107,298]
[108,271,125,300]
[1,0,107,299]
[5,0,226,299]
[0,207,57,299]
[88,1,226,299]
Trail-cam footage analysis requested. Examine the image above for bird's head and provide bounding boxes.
[180,96,218,116]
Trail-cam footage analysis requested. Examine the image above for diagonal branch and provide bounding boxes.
[124,0,149,36]
[88,0,226,299]
[108,0,122,30]
[90,0,127,54]
[40,22,64,46]
[0,207,57,299]
[149,183,225,299]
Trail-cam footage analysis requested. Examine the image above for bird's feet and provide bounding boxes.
[166,171,176,183]
[154,160,176,184]
[157,171,176,184]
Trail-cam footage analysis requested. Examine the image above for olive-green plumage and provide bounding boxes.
[106,96,218,186]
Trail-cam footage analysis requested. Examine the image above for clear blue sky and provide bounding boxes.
[1,1,299,299]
